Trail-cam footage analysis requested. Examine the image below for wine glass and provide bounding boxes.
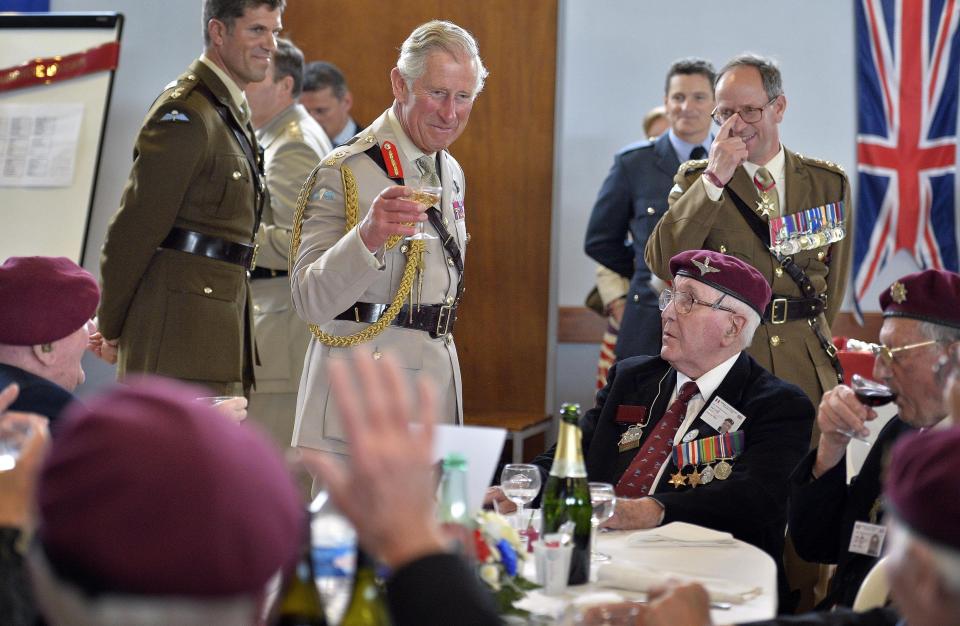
[588,482,616,562]
[405,173,441,241]
[500,464,541,531]
[840,374,898,443]
[0,415,33,472]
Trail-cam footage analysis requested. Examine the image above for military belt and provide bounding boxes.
[249,267,288,280]
[335,302,457,338]
[763,295,827,324]
[159,227,255,269]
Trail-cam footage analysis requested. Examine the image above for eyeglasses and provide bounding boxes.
[659,288,738,316]
[868,340,939,366]
[710,96,779,126]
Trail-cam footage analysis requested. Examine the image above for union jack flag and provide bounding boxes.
[854,0,960,316]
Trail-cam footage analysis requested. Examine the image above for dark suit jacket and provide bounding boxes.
[387,553,502,626]
[535,353,813,586]
[584,134,681,359]
[743,606,899,625]
[98,59,259,393]
[0,363,76,431]
[789,418,915,608]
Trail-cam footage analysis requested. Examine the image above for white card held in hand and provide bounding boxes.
[700,396,747,433]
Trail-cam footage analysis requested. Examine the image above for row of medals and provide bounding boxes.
[619,425,734,488]
[771,225,846,257]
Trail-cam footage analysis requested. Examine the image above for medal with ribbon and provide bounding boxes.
[769,201,845,256]
[669,431,745,488]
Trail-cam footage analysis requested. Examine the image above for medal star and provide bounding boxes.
[692,257,720,276]
[687,467,702,488]
[669,471,687,488]
[756,197,775,218]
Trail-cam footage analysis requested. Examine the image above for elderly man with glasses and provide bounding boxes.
[788,268,960,612]
[504,250,814,607]
[646,53,852,415]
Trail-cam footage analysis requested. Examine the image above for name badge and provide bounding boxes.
[848,521,886,557]
[700,396,746,433]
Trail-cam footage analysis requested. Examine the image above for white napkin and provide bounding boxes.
[596,562,761,605]
[513,590,627,621]
[625,522,736,548]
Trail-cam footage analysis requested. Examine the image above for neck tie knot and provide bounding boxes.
[689,146,708,160]
[678,380,699,403]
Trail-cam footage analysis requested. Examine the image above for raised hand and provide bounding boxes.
[358,185,428,252]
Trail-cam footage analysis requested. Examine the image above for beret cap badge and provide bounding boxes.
[692,257,721,276]
[890,281,908,304]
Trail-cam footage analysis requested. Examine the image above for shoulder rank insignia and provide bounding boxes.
[160,110,190,123]
[798,154,845,174]
[323,133,374,167]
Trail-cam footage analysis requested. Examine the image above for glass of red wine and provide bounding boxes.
[842,374,898,443]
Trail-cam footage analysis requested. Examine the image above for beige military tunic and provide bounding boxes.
[248,104,332,447]
[291,108,467,454]
[645,148,852,409]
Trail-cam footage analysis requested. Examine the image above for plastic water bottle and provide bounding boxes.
[309,491,357,625]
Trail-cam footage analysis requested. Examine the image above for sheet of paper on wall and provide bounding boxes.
[432,423,506,516]
[0,103,84,188]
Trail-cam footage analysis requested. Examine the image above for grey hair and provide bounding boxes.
[725,295,762,349]
[918,320,960,344]
[717,53,783,99]
[396,20,488,97]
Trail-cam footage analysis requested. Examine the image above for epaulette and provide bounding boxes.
[679,159,709,176]
[321,131,377,167]
[616,139,654,156]
[165,71,200,102]
[796,153,845,174]
[284,120,304,142]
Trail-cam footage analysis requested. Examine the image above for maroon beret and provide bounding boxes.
[0,256,100,345]
[879,269,960,329]
[36,376,304,597]
[885,427,960,550]
[669,250,772,317]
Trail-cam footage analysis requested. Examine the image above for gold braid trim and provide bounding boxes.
[288,162,423,347]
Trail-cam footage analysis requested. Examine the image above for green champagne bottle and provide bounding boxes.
[340,549,392,626]
[437,453,475,558]
[541,402,592,584]
[272,515,329,626]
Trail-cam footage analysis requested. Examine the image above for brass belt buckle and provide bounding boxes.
[770,297,788,324]
[435,305,454,337]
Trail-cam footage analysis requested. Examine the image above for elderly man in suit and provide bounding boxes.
[290,20,487,459]
[97,0,284,395]
[244,37,331,448]
[646,53,852,412]
[585,58,716,363]
[490,250,813,604]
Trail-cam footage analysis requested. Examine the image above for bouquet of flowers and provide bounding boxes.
[473,511,539,615]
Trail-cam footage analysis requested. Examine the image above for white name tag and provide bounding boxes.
[700,396,746,434]
[849,521,886,557]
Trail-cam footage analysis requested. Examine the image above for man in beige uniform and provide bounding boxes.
[290,20,487,457]
[245,38,331,447]
[97,0,285,395]
[645,52,852,613]
[646,53,851,412]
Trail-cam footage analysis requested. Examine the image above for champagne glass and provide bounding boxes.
[405,173,441,241]
[500,464,541,530]
[840,374,898,443]
[588,482,616,562]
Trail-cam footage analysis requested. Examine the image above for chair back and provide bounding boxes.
[853,555,890,612]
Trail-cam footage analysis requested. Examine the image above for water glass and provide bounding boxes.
[588,482,616,562]
[500,463,541,530]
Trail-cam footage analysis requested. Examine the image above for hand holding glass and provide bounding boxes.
[839,374,898,443]
[589,482,616,562]
[405,174,441,241]
[500,464,541,529]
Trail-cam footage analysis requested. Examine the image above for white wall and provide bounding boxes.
[552,0,869,412]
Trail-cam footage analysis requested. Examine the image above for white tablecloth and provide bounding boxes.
[517,522,778,623]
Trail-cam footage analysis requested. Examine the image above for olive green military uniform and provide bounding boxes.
[98,59,261,395]
[248,103,331,447]
[645,149,852,410]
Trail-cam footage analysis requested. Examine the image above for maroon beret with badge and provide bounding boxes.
[879,268,960,329]
[0,256,100,346]
[36,376,304,597]
[885,426,960,551]
[669,249,772,317]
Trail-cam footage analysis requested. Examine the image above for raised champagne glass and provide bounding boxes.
[406,173,440,240]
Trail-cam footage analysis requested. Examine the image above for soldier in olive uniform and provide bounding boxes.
[290,21,487,458]
[97,0,285,395]
[646,54,851,412]
[244,38,332,448]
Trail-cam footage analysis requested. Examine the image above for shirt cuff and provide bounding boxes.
[351,227,386,269]
[701,174,724,202]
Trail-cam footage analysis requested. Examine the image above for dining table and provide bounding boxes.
[514,520,778,624]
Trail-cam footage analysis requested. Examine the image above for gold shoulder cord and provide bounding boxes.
[289,163,424,347]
